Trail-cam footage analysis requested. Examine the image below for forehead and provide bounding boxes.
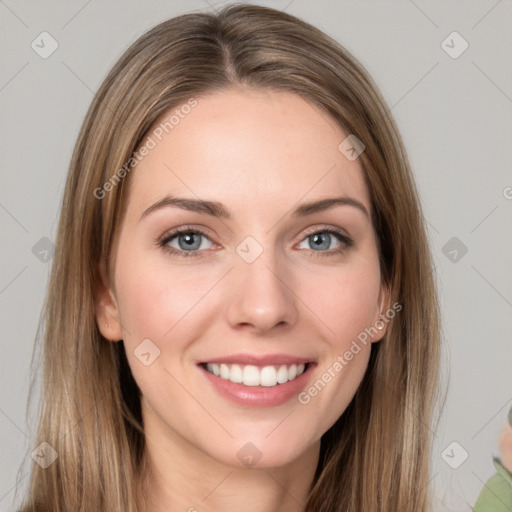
[125,88,371,221]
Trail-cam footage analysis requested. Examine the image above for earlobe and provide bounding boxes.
[94,260,123,342]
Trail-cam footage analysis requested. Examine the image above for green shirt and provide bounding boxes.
[473,457,512,512]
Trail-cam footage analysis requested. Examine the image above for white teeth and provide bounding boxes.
[207,363,220,376]
[230,364,243,383]
[243,365,260,386]
[276,365,289,384]
[260,366,277,387]
[220,363,229,379]
[204,362,307,387]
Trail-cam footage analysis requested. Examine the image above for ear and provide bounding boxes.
[94,259,123,342]
[371,282,391,343]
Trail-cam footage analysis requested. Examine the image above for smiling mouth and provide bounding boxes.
[199,362,311,387]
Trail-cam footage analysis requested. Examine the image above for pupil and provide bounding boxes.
[180,233,200,250]
[312,233,329,250]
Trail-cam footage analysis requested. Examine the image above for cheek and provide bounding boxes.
[294,256,380,426]
[113,250,211,394]
[303,261,382,347]
[114,247,207,340]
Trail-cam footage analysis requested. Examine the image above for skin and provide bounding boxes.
[499,423,512,472]
[95,87,390,512]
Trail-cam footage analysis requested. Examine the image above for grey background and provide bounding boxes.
[1,0,511,510]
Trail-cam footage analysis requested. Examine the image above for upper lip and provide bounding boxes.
[198,353,315,366]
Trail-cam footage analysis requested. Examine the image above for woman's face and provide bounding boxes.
[97,87,389,469]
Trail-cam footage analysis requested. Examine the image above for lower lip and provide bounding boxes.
[199,364,315,408]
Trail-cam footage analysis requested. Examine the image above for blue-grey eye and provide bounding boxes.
[298,231,344,251]
[310,232,332,250]
[165,231,213,252]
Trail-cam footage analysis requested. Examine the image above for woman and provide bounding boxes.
[17,4,443,511]
[473,407,512,512]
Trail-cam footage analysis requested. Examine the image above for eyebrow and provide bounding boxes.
[139,195,369,221]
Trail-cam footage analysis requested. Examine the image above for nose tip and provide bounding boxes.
[225,258,298,335]
[237,315,288,334]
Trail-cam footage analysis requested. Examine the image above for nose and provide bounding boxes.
[225,250,299,335]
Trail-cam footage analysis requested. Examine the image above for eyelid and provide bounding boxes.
[158,224,214,244]
[299,224,352,240]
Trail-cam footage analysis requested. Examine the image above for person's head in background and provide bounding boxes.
[17,4,441,512]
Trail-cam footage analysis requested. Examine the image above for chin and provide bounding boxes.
[204,433,318,471]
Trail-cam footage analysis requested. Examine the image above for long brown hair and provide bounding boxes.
[16,4,441,511]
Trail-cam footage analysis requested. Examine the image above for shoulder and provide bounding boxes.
[473,457,512,512]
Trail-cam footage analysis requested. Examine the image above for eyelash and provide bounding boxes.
[158,226,354,259]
